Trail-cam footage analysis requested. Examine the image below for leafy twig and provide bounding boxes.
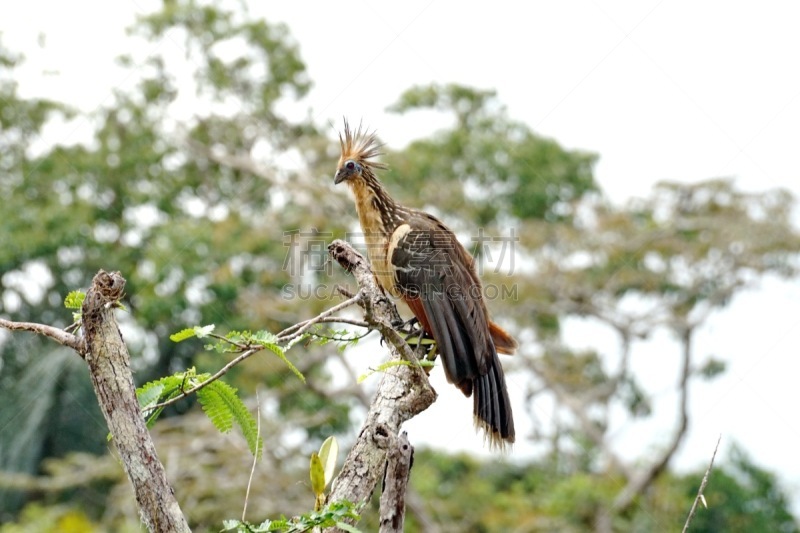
[145,348,260,412]
[149,300,368,412]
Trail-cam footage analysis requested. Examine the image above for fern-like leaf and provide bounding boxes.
[136,381,165,409]
[136,373,192,428]
[261,340,305,384]
[198,380,263,458]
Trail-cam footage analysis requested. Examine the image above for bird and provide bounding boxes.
[333,120,517,449]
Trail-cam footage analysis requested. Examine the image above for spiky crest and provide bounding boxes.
[338,119,388,172]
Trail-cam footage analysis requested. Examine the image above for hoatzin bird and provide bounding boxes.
[334,121,517,448]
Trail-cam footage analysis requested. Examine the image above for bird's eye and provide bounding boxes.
[345,160,356,171]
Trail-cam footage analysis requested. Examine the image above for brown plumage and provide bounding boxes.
[334,120,517,449]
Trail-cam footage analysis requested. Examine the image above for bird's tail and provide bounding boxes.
[489,321,517,355]
[473,349,515,450]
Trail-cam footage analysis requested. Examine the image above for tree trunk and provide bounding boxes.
[82,270,190,533]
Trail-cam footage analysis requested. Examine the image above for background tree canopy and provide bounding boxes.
[2,1,799,531]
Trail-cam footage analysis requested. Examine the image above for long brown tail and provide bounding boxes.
[473,348,515,449]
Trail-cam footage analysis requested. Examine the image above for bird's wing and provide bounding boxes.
[388,215,494,395]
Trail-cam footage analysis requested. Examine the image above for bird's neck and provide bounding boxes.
[348,174,403,236]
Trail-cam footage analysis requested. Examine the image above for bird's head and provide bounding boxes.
[334,119,387,185]
[334,158,364,185]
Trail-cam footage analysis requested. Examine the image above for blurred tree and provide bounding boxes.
[511,179,800,530]
[384,446,798,533]
[385,83,598,226]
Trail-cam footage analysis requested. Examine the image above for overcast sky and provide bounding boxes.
[4,0,800,510]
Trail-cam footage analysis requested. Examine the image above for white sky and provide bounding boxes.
[4,0,800,513]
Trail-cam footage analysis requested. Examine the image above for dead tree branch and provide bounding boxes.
[0,318,85,355]
[81,270,190,533]
[324,239,437,526]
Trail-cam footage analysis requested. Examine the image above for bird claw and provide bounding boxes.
[394,316,420,335]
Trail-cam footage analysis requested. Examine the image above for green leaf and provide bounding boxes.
[358,359,416,383]
[318,436,339,489]
[170,328,197,342]
[310,452,325,498]
[135,371,194,428]
[136,382,165,409]
[64,290,85,309]
[170,324,215,342]
[335,522,362,533]
[261,341,305,383]
[698,357,727,380]
[223,500,360,532]
[197,380,262,458]
[252,330,278,345]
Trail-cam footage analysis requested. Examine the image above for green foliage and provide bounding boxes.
[0,503,100,533]
[698,357,727,380]
[136,372,189,428]
[170,324,215,342]
[195,328,306,384]
[317,436,339,492]
[136,369,262,458]
[257,336,305,385]
[63,290,86,325]
[309,452,325,510]
[63,291,85,310]
[198,380,263,459]
[310,436,339,511]
[295,326,369,353]
[222,500,360,533]
[396,448,799,533]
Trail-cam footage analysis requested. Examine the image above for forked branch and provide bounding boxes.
[324,240,437,528]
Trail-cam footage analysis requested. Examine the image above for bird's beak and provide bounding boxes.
[334,169,347,185]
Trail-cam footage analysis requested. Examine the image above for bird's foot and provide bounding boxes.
[392,316,419,334]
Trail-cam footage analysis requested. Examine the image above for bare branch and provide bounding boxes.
[611,326,694,514]
[276,292,363,341]
[548,379,631,478]
[0,318,85,355]
[682,435,722,533]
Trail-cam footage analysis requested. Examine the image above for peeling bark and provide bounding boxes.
[379,431,414,533]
